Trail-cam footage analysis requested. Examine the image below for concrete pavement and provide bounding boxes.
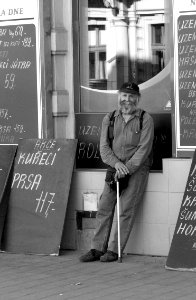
[0,250,195,300]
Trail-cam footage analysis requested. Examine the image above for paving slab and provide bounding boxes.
[0,251,195,300]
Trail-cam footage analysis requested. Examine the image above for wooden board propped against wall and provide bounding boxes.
[166,150,196,271]
[0,145,17,246]
[2,139,77,255]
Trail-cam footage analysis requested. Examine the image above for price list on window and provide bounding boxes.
[177,14,196,148]
[0,24,38,144]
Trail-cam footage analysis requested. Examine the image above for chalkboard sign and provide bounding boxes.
[177,14,196,147]
[75,113,172,171]
[75,114,106,169]
[166,150,196,271]
[2,139,77,255]
[0,145,17,245]
[0,24,38,144]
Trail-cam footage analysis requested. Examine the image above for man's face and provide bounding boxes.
[118,92,140,115]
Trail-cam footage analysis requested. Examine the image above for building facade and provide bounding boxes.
[0,0,195,256]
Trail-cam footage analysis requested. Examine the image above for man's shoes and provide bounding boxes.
[100,250,118,262]
[79,249,104,262]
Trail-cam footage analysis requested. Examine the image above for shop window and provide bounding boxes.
[89,52,106,79]
[76,1,171,171]
[79,1,168,113]
[88,24,107,89]
[151,24,165,77]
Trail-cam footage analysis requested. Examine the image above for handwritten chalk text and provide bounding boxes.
[17,151,57,166]
[11,173,42,190]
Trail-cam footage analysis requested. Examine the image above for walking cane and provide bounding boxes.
[116,179,122,263]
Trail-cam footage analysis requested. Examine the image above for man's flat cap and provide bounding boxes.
[119,82,140,95]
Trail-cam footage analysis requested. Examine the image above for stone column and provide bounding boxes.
[79,0,89,87]
[106,8,129,89]
[127,2,138,82]
[115,17,129,88]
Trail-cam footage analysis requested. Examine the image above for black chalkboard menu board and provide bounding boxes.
[0,24,38,144]
[0,145,17,245]
[75,114,106,169]
[2,138,77,255]
[177,14,196,147]
[166,150,196,271]
[75,113,172,171]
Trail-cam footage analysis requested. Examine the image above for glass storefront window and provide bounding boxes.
[79,0,169,113]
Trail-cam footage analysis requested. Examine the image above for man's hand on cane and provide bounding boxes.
[115,162,129,181]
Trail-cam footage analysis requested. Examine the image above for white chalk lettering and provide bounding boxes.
[179,44,196,55]
[183,195,196,205]
[10,59,31,69]
[179,69,196,79]
[183,195,192,206]
[181,115,196,125]
[179,56,196,66]
[177,222,196,236]
[0,51,8,58]
[32,151,42,164]
[0,134,14,143]
[50,153,56,165]
[188,90,196,97]
[78,125,101,136]
[17,151,57,166]
[179,81,196,90]
[10,40,20,47]
[0,29,7,36]
[178,32,196,43]
[0,109,9,119]
[181,128,196,139]
[77,142,100,160]
[181,99,196,107]
[11,173,42,190]
[0,59,9,69]
[180,208,196,220]
[187,178,196,192]
[34,139,56,151]
[35,191,55,218]
[78,142,85,159]
[191,163,196,177]
[0,125,11,134]
[178,19,196,31]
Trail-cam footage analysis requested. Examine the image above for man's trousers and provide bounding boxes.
[92,164,150,254]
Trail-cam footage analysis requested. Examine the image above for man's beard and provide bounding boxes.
[120,103,136,115]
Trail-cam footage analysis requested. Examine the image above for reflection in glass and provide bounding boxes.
[80,0,167,90]
[79,0,169,113]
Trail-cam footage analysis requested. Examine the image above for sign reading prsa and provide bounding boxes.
[2,138,77,255]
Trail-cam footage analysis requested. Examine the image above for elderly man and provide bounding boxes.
[80,82,154,262]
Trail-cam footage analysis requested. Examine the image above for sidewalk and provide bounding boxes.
[0,250,196,300]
